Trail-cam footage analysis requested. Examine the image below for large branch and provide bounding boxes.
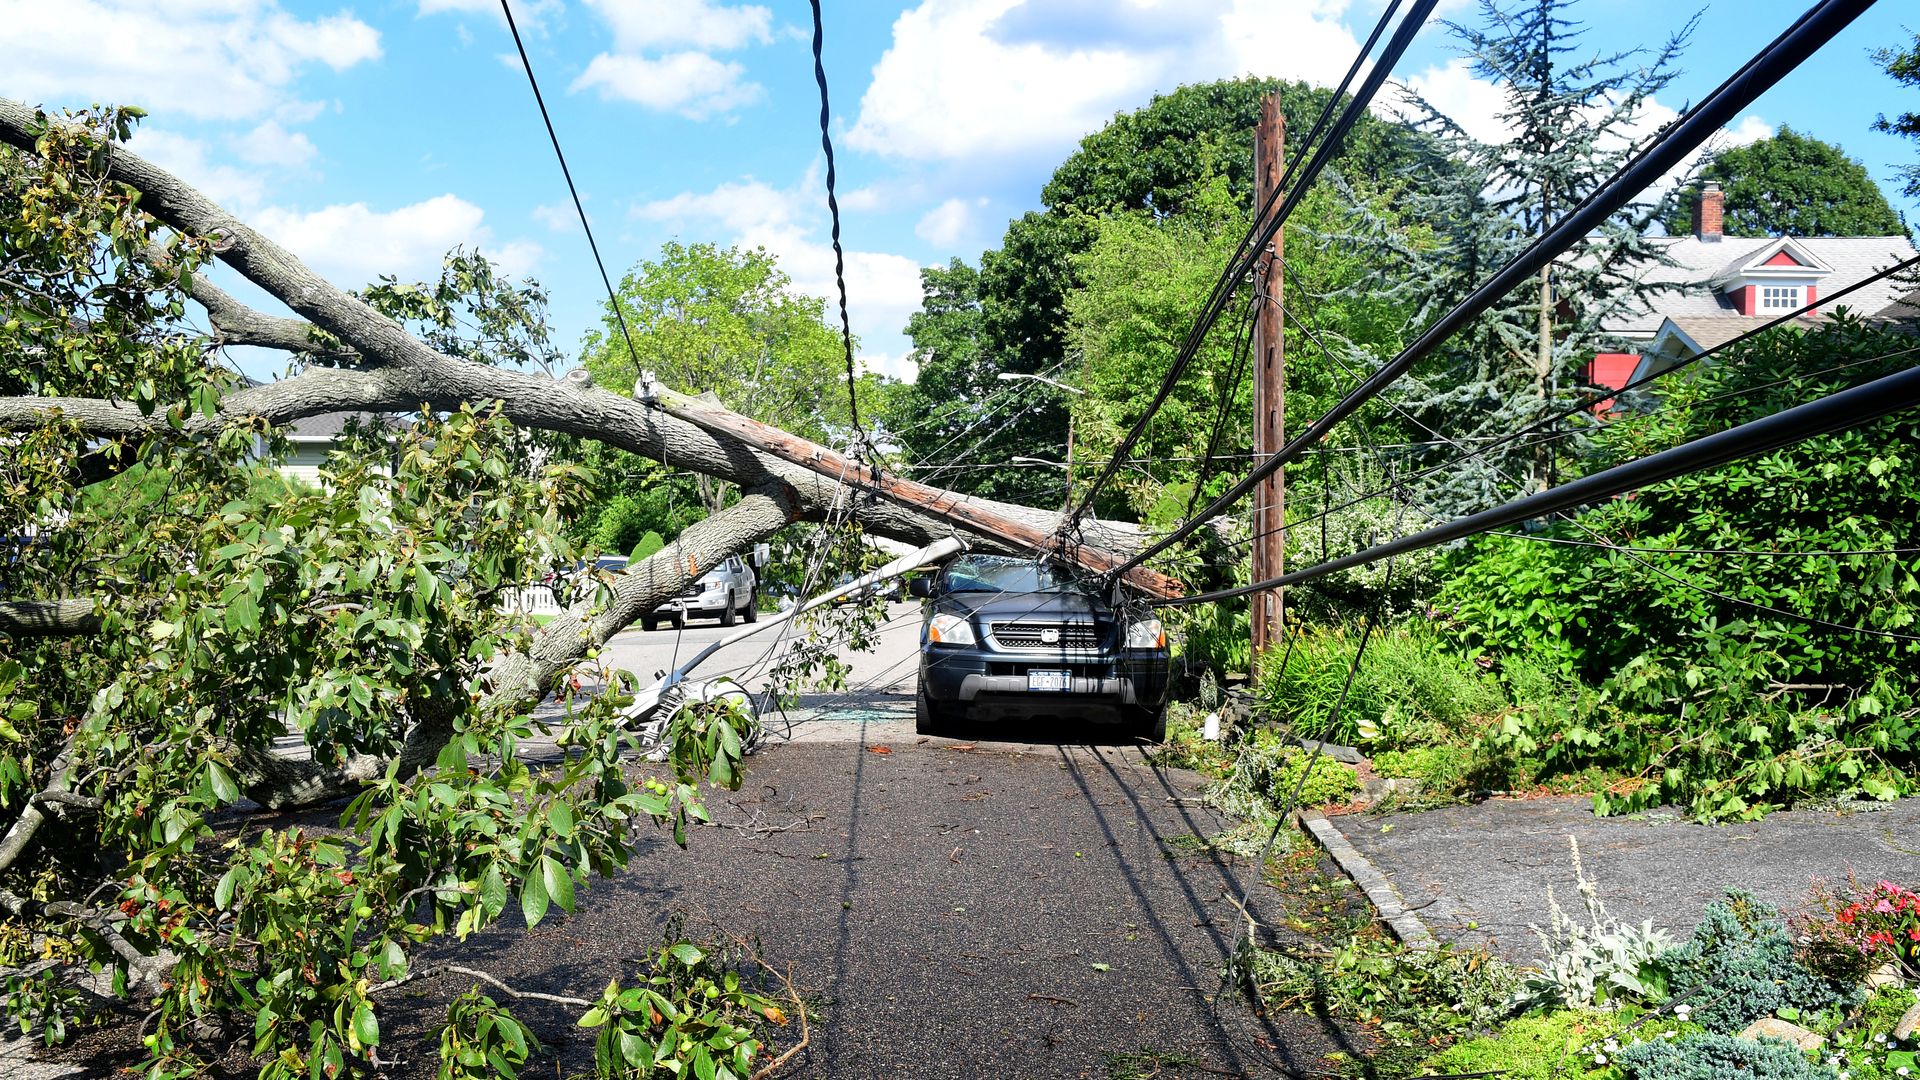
[641,379,1184,599]
[0,98,1175,584]
[0,599,101,637]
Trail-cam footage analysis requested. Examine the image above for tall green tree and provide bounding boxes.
[890,77,1435,506]
[1663,126,1906,237]
[581,242,875,510]
[1873,31,1920,201]
[1351,0,1693,508]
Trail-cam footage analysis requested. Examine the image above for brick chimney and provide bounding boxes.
[1692,181,1724,242]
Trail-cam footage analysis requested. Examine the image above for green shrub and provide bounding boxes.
[1614,1033,1838,1080]
[1661,892,1857,1033]
[1252,934,1520,1040]
[1441,317,1920,819]
[1211,736,1359,816]
[1254,622,1505,747]
[1369,745,1474,795]
[629,530,666,562]
[1420,1009,1635,1080]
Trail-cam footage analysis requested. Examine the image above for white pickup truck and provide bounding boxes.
[645,555,758,629]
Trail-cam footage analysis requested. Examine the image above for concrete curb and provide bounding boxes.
[1298,811,1435,948]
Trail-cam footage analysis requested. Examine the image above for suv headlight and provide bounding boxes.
[1124,617,1166,649]
[928,613,976,646]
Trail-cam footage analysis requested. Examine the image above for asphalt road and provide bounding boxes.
[373,729,1364,1079]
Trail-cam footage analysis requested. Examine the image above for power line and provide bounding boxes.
[1108,0,1879,586]
[1151,360,1920,639]
[1068,0,1438,525]
[498,0,641,372]
[808,0,867,449]
[1487,533,1920,559]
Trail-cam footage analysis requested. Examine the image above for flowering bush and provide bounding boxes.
[1794,877,1920,984]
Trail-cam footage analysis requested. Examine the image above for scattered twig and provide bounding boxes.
[1025,993,1077,1007]
[370,962,593,1008]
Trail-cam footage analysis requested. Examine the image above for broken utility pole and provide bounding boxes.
[1250,94,1286,667]
[636,375,1186,601]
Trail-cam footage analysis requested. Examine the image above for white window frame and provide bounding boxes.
[1759,284,1802,310]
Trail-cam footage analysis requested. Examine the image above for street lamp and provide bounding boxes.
[996,372,1082,510]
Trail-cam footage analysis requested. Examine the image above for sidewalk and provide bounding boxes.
[1312,796,1920,962]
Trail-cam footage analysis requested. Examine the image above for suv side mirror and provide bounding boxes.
[907,576,935,599]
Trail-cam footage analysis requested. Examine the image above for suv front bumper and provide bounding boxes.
[921,648,1170,711]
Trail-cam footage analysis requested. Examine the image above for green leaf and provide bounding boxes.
[479,864,507,919]
[351,1002,380,1047]
[542,855,574,914]
[520,870,549,928]
[577,1006,607,1028]
[669,943,705,968]
[549,800,575,839]
[213,867,240,910]
[206,762,239,803]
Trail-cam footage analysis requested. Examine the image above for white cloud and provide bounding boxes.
[571,52,762,118]
[252,194,542,285]
[533,202,580,231]
[582,0,772,51]
[1394,58,1513,144]
[1726,115,1773,148]
[233,120,318,168]
[417,0,562,29]
[125,129,269,211]
[0,0,379,120]
[915,197,986,246]
[861,352,919,382]
[635,177,928,380]
[848,0,1370,162]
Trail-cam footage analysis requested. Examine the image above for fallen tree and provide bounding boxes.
[0,100,1180,1074]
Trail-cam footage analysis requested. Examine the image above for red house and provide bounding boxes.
[1589,182,1917,405]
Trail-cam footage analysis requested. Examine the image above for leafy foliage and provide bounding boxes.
[1446,316,1920,818]
[1347,0,1696,506]
[575,931,788,1080]
[1253,623,1505,747]
[0,107,773,1078]
[1662,127,1907,238]
[1520,839,1676,1009]
[888,76,1433,508]
[1421,1008,1670,1080]
[1250,933,1520,1042]
[1873,31,1920,201]
[580,241,889,510]
[436,989,539,1080]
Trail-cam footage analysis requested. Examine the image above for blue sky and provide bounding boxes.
[4,0,1916,385]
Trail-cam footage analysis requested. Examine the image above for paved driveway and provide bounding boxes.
[378,725,1364,1079]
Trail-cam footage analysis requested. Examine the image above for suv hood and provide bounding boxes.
[941,590,1105,621]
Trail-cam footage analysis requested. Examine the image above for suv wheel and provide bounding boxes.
[642,616,659,632]
[915,688,962,736]
[719,600,737,628]
[742,589,758,623]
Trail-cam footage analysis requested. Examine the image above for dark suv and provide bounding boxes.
[908,554,1170,740]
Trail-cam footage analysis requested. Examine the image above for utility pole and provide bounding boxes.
[1250,95,1286,669]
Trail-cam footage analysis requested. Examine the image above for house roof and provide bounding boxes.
[284,411,404,441]
[1601,234,1918,339]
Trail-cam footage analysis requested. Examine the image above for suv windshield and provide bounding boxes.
[942,556,1093,595]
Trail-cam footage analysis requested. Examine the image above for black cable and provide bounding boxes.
[1109,0,1879,584]
[1069,0,1438,526]
[1183,290,1261,524]
[808,0,866,448]
[498,0,641,372]
[1152,360,1920,628]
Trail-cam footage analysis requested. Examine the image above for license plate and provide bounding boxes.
[1027,669,1072,692]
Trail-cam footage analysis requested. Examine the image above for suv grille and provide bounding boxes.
[990,621,1101,651]
[680,583,702,598]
